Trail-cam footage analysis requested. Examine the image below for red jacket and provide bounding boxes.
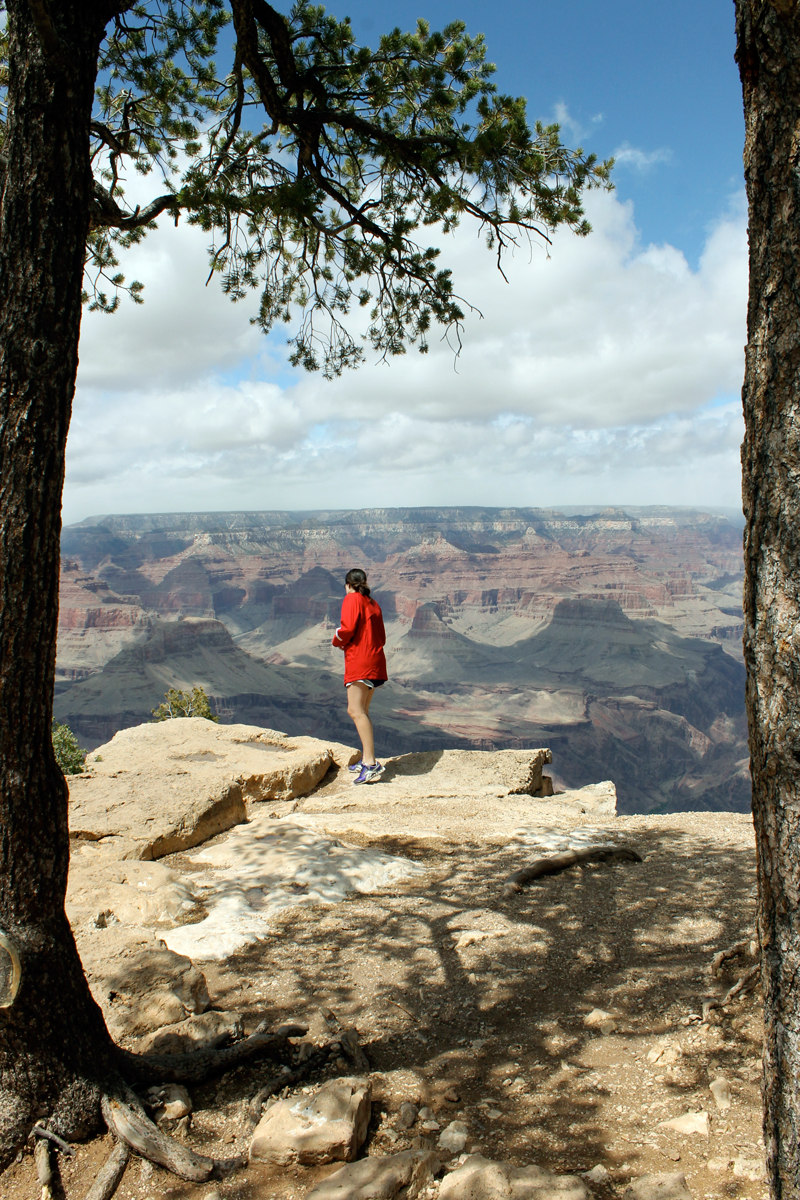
[332,592,388,684]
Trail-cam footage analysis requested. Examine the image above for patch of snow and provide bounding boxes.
[162,812,422,961]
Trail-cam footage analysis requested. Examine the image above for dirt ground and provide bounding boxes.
[2,777,765,1200]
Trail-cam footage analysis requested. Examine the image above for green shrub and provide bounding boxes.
[151,686,219,723]
[52,722,87,775]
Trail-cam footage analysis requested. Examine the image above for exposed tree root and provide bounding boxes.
[21,1018,360,1199]
[82,1141,129,1200]
[117,1020,308,1086]
[33,1125,75,1157]
[702,964,761,1022]
[503,845,643,896]
[102,1086,244,1182]
[246,1025,370,1130]
[34,1137,66,1200]
[709,939,758,978]
[340,1026,370,1073]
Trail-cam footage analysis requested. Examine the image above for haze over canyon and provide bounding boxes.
[56,506,748,814]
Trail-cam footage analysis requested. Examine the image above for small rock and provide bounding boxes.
[485,1109,502,1120]
[732,1155,766,1182]
[707,1158,731,1174]
[583,1009,617,1035]
[202,1191,222,1200]
[249,1076,371,1165]
[396,1103,419,1130]
[709,1077,731,1112]
[421,1121,441,1132]
[582,1165,609,1184]
[622,1173,694,1200]
[444,1090,461,1103]
[174,1114,191,1137]
[657,1111,709,1137]
[647,1042,682,1067]
[439,1154,590,1200]
[307,1149,441,1200]
[438,1122,469,1155]
[418,1107,434,1120]
[223,1131,235,1144]
[145,1083,192,1122]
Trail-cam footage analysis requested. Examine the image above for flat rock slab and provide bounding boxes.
[307,1149,440,1200]
[68,718,359,860]
[250,1076,372,1165]
[622,1174,695,1200]
[439,1155,590,1200]
[75,924,210,1041]
[377,749,553,798]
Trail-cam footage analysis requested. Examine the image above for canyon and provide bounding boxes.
[55,506,748,814]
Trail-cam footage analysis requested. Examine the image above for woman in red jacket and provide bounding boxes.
[332,568,388,784]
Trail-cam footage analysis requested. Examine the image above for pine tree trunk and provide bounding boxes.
[0,2,115,1161]
[736,3,800,1196]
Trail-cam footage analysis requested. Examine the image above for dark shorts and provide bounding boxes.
[345,678,386,689]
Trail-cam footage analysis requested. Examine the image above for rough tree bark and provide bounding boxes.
[736,3,800,1196]
[0,1,119,1161]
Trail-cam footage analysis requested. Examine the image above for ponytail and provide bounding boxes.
[345,568,371,598]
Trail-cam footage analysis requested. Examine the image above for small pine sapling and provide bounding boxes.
[51,722,87,775]
[151,686,219,722]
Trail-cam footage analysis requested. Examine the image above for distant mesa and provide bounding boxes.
[408,603,459,640]
[549,597,634,626]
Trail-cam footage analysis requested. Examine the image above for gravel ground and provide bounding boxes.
[2,783,765,1200]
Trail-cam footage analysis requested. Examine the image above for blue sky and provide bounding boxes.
[64,1,747,522]
[341,0,743,265]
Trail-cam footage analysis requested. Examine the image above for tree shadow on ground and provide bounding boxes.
[194,819,759,1194]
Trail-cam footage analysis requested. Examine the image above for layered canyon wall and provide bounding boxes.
[55,506,748,813]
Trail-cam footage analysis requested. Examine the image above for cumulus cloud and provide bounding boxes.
[612,142,673,172]
[64,188,747,522]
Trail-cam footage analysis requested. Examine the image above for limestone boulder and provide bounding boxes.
[558,780,617,816]
[68,718,359,860]
[307,1149,440,1200]
[439,1155,589,1200]
[75,924,210,1040]
[250,1076,372,1165]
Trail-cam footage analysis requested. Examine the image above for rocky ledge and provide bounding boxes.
[4,718,761,1200]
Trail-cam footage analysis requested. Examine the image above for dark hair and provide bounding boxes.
[345,568,371,597]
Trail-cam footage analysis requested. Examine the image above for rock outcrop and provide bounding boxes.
[67,718,358,859]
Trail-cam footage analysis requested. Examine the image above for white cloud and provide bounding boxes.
[612,142,673,172]
[64,189,747,522]
[552,102,604,143]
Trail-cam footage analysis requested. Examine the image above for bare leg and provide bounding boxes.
[346,683,376,764]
